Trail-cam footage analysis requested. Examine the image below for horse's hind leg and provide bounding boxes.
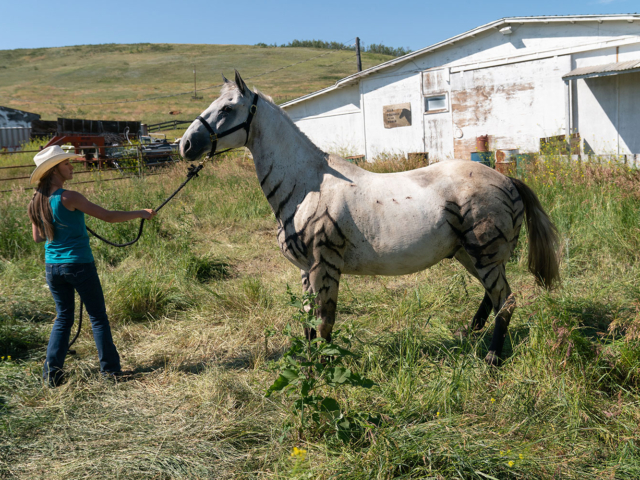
[472,293,493,331]
[476,263,517,366]
[454,250,516,365]
[454,250,493,332]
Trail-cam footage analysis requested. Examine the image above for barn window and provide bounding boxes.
[424,94,448,114]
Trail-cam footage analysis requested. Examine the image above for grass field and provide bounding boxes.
[0,43,394,124]
[1,144,639,478]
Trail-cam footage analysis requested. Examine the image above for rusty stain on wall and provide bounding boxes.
[452,82,535,160]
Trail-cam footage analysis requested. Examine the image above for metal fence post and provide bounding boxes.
[137,144,143,178]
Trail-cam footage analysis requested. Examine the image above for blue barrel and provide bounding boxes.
[470,151,493,167]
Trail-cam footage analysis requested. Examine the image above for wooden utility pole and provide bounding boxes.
[355,37,362,72]
[192,64,203,100]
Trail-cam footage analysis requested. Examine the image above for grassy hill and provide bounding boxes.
[0,43,394,124]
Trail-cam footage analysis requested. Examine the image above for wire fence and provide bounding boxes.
[0,144,182,194]
[147,120,192,132]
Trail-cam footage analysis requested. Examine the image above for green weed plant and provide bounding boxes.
[266,288,375,442]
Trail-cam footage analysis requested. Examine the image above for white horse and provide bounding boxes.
[180,71,560,365]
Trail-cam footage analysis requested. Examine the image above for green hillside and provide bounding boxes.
[0,43,394,124]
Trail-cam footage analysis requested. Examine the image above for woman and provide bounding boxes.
[28,145,156,386]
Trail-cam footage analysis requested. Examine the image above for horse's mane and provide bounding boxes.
[220,83,325,156]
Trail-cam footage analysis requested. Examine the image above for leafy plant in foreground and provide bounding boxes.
[266,288,375,442]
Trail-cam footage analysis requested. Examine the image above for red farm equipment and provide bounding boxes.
[43,118,180,171]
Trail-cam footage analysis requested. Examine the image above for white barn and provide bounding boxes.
[281,14,640,161]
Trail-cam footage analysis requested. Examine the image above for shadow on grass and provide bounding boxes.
[0,314,49,360]
[460,319,533,365]
[7,301,54,324]
[126,346,288,377]
[367,323,466,370]
[453,297,621,365]
[365,315,535,368]
[558,298,627,341]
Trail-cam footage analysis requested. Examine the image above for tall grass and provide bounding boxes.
[1,151,639,478]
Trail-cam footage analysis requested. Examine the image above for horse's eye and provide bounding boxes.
[221,106,232,113]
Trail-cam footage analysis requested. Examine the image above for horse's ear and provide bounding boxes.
[234,69,248,95]
[222,73,231,84]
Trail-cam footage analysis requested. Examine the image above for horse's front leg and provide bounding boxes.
[304,259,342,343]
[300,270,316,341]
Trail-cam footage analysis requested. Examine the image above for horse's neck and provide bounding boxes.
[248,102,325,220]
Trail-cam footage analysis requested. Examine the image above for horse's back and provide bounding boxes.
[325,159,522,276]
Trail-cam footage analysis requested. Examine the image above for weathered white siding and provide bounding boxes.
[450,55,570,159]
[285,84,364,155]
[360,71,424,158]
[282,18,640,160]
[572,46,640,155]
[423,69,454,161]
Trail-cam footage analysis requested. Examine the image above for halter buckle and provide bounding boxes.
[249,104,257,115]
[209,133,218,143]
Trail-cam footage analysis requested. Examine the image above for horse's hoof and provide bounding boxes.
[472,323,486,332]
[454,327,469,340]
[484,351,501,367]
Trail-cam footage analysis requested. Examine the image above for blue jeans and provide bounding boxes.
[43,262,121,383]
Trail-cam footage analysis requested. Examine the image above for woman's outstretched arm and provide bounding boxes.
[60,190,156,223]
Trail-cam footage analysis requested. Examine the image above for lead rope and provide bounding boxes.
[67,162,209,354]
[67,93,259,355]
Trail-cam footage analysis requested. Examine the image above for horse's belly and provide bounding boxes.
[342,227,454,276]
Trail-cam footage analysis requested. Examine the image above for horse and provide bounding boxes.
[180,71,560,366]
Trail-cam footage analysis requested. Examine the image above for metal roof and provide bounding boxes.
[563,59,640,80]
[280,14,640,109]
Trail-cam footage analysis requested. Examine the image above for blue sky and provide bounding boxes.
[0,0,636,51]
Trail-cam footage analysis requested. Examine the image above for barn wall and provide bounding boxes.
[572,46,640,155]
[360,71,424,159]
[422,69,454,160]
[417,22,640,73]
[295,112,365,155]
[450,55,570,160]
[282,20,640,161]
[284,84,364,155]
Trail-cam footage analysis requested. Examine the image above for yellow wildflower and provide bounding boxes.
[7,356,10,361]
[519,454,524,460]
[508,461,514,467]
[291,447,307,460]
[490,398,495,403]
[499,450,504,456]
[436,411,440,417]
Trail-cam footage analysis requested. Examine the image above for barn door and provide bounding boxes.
[422,68,454,161]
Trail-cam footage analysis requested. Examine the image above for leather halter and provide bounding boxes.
[196,93,259,159]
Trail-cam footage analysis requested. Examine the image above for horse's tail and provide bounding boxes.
[510,177,560,290]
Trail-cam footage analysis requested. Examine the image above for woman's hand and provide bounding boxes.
[60,191,158,223]
[140,209,156,220]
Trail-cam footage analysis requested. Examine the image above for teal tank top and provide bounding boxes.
[45,189,94,264]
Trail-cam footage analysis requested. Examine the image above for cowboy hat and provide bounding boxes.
[30,145,77,185]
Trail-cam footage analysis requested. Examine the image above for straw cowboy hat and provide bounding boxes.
[30,146,77,185]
